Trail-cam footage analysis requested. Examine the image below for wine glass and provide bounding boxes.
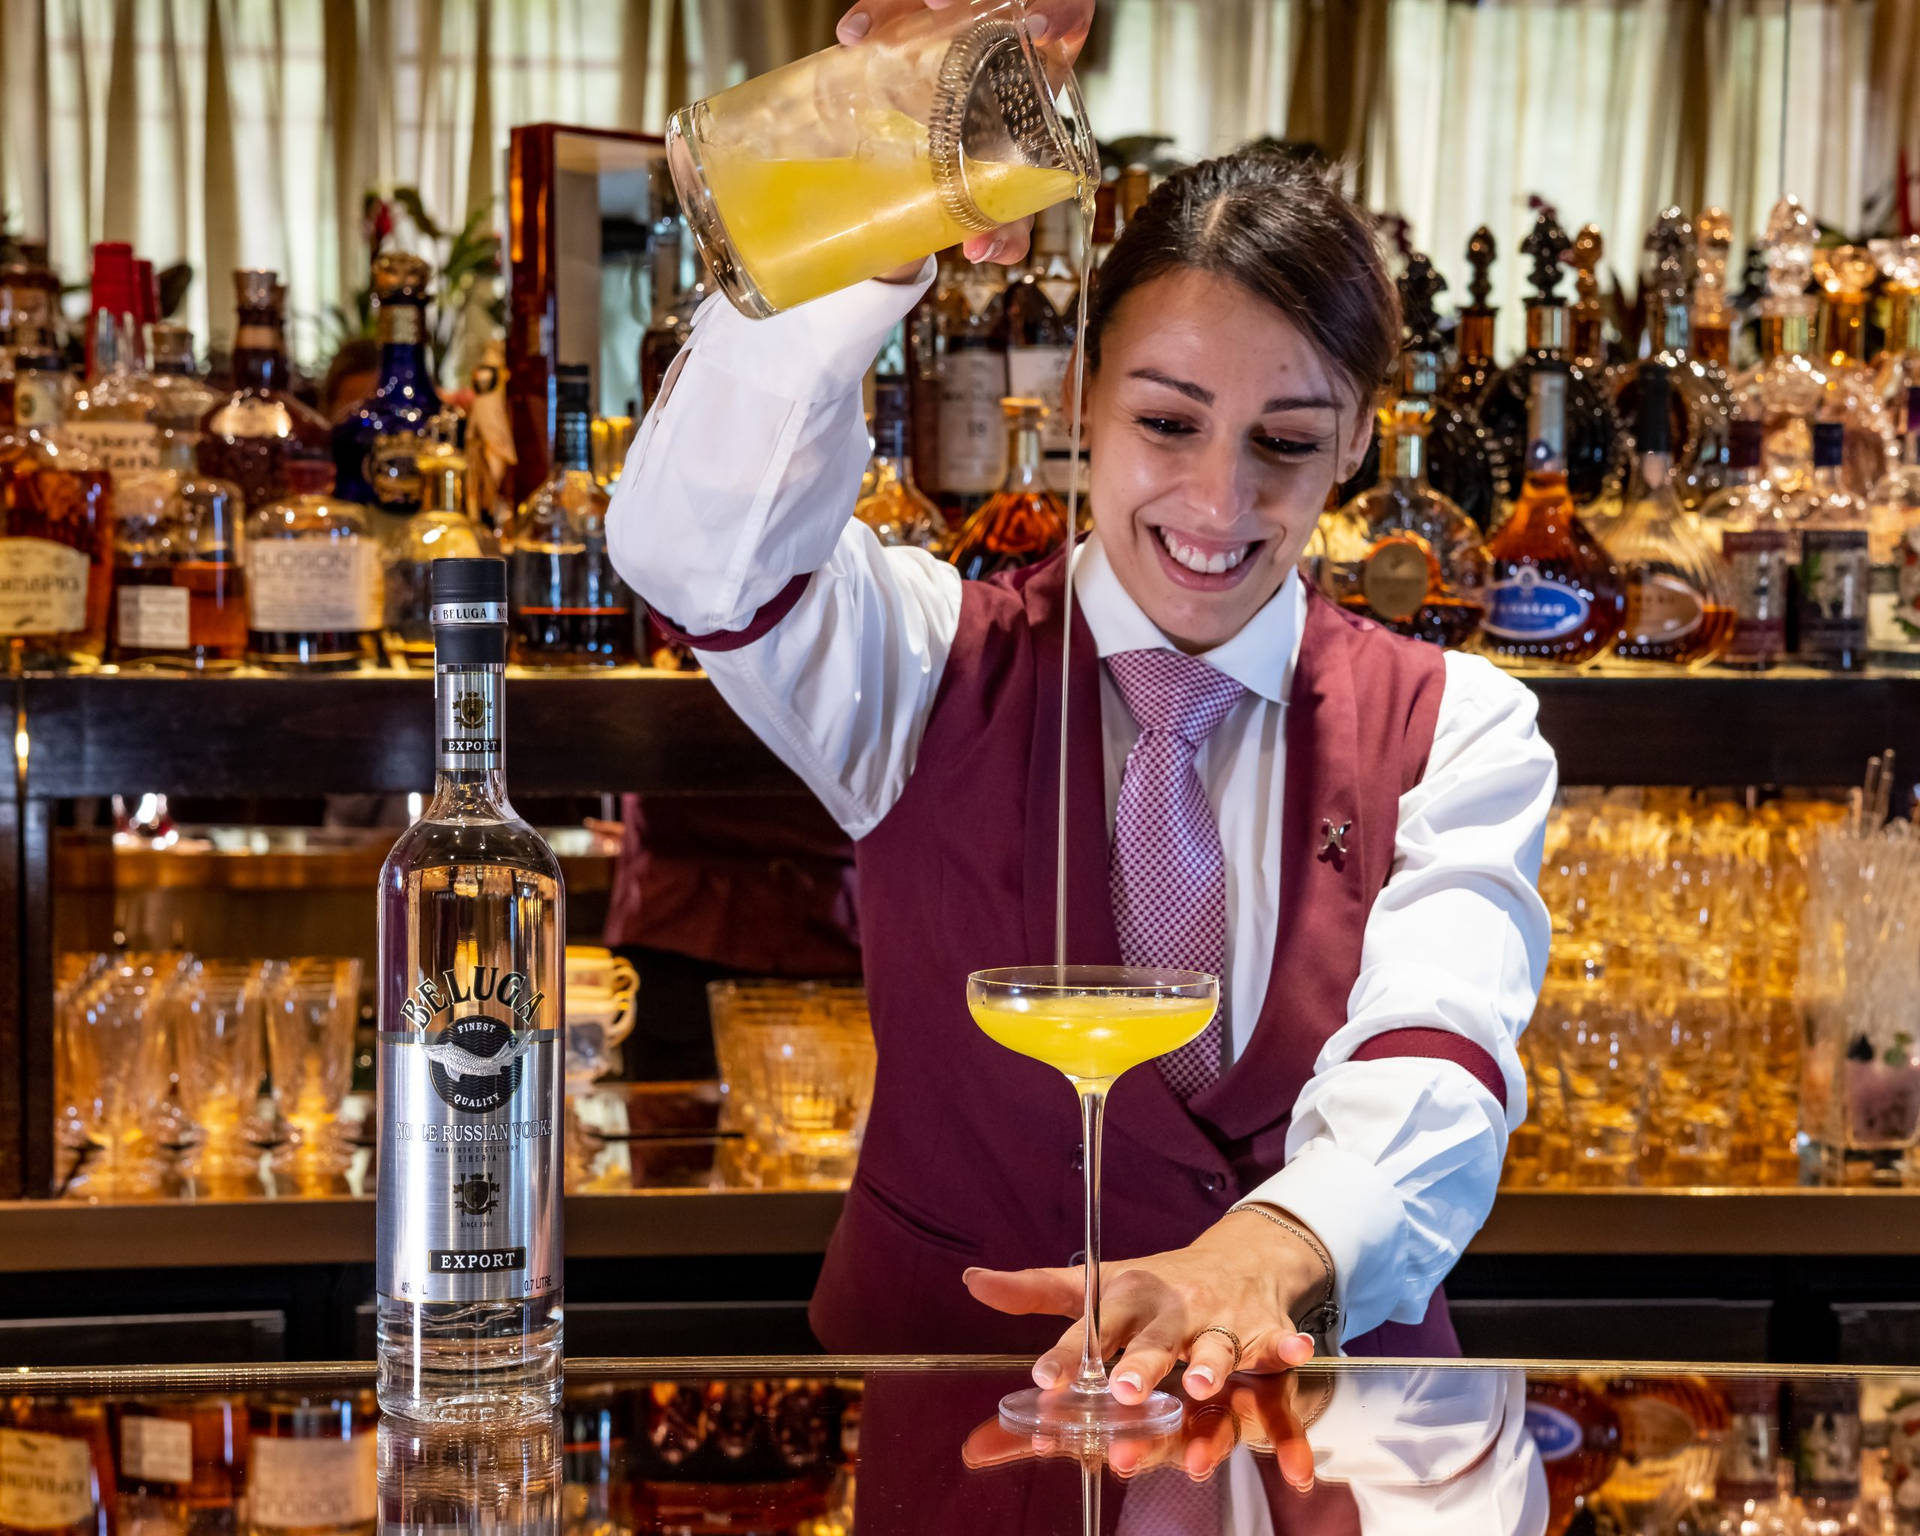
[264,956,363,1194]
[966,965,1220,1441]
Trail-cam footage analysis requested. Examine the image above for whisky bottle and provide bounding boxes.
[243,1394,376,1536]
[1442,226,1501,409]
[1477,211,1626,505]
[0,350,114,671]
[1567,224,1607,372]
[1601,363,1735,668]
[112,423,247,670]
[1702,417,1792,670]
[1813,243,1898,493]
[0,246,62,428]
[0,1398,111,1536]
[383,411,500,666]
[331,254,440,518]
[245,459,382,672]
[1790,420,1871,671]
[1477,366,1627,665]
[1314,342,1490,648]
[1612,209,1733,511]
[507,364,636,668]
[147,324,219,436]
[198,271,331,512]
[1004,201,1081,495]
[1691,207,1737,372]
[1874,235,1920,415]
[946,398,1070,581]
[376,557,564,1418]
[67,244,165,504]
[931,253,1009,523]
[113,1396,247,1536]
[854,377,944,551]
[1868,385,1920,666]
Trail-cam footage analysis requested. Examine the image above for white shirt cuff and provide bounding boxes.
[1238,1140,1409,1346]
[695,260,935,400]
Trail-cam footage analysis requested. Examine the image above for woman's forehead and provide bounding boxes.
[1100,267,1343,405]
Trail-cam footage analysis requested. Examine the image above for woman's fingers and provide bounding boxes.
[963,1263,1085,1317]
[1107,1316,1189,1405]
[836,0,960,45]
[1181,1401,1240,1481]
[1181,1327,1242,1401]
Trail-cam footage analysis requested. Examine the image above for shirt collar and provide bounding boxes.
[1071,533,1304,705]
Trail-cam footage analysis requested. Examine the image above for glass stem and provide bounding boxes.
[1074,1083,1108,1394]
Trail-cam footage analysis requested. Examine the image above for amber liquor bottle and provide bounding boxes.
[930,255,1009,525]
[113,1397,247,1536]
[198,271,331,512]
[1004,202,1082,496]
[0,1397,112,1536]
[1442,227,1501,409]
[947,398,1069,582]
[1478,366,1626,665]
[1691,207,1737,371]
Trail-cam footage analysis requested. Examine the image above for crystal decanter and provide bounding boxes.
[1875,235,1920,416]
[1442,226,1501,410]
[1691,207,1737,372]
[1813,243,1897,494]
[1568,224,1608,373]
[1478,210,1627,506]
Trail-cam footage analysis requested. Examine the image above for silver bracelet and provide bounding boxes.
[1230,1202,1342,1342]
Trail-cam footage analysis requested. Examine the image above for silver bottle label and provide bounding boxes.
[438,666,503,773]
[377,964,561,1303]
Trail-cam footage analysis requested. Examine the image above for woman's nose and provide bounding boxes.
[1183,442,1251,526]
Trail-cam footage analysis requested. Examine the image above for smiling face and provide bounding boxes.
[1085,267,1375,653]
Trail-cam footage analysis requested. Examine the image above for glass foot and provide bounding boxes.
[998,1385,1185,1445]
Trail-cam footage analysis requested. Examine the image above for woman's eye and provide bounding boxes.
[1136,416,1196,437]
[1255,434,1320,458]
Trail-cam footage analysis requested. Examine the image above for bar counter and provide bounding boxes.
[7,1355,1915,1533]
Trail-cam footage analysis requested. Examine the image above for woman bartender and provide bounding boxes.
[610,0,1554,1406]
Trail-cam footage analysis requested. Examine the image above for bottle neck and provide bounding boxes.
[1526,372,1569,477]
[433,647,509,805]
[1891,290,1920,358]
[1524,305,1570,357]
[1821,295,1870,366]
[1386,425,1430,484]
[1761,310,1814,361]
[1457,310,1496,364]
[553,408,593,474]
[1692,320,1732,369]
[873,412,911,467]
[376,301,437,396]
[1659,301,1691,354]
[1005,425,1044,488]
[232,315,291,390]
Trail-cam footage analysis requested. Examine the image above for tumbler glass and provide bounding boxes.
[667,0,1097,316]
[264,957,363,1195]
[172,959,268,1197]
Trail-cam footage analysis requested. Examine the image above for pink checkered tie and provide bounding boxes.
[1106,648,1244,1102]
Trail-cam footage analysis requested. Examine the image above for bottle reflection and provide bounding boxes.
[376,1409,561,1536]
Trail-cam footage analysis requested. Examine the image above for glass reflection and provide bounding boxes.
[376,1408,561,1536]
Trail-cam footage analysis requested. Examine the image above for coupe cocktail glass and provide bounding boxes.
[967,964,1219,1440]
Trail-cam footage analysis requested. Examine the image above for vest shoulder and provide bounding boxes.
[1306,592,1448,686]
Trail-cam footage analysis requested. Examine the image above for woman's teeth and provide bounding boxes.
[1158,528,1250,575]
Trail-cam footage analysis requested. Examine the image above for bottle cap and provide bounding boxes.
[1636,363,1672,453]
[431,557,509,622]
[89,242,137,317]
[233,269,284,316]
[1812,419,1846,468]
[372,252,434,303]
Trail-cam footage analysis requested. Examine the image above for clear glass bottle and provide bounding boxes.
[1691,206,1737,372]
[508,364,636,668]
[245,458,382,671]
[1004,200,1082,496]
[1814,243,1898,495]
[377,557,564,1420]
[332,253,442,516]
[378,1410,561,1535]
[68,246,164,498]
[1874,235,1920,414]
[0,245,62,428]
[946,397,1070,582]
[147,323,220,434]
[1703,418,1792,671]
[111,426,247,670]
[1442,226,1501,409]
[1789,420,1872,672]
[1709,1378,1786,1536]
[639,208,709,414]
[1602,363,1735,667]
[1477,365,1627,666]
[1311,345,1489,648]
[932,252,1010,525]
[198,270,332,513]
[1868,384,1920,666]
[0,349,114,671]
[384,411,500,666]
[1477,211,1627,506]
[855,376,944,551]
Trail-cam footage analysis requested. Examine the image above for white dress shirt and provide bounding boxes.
[608,269,1557,1344]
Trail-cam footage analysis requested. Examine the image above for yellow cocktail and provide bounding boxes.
[969,991,1216,1085]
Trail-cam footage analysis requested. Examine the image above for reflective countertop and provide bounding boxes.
[6,1356,1920,1534]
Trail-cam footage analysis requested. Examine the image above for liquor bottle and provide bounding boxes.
[1115,165,1152,237]
[1786,1379,1864,1535]
[1875,235,1920,414]
[1478,365,1627,665]
[639,212,708,413]
[1089,180,1118,270]
[1568,224,1607,372]
[1790,420,1871,671]
[1614,209,1733,511]
[1814,243,1898,494]
[1478,211,1627,505]
[0,247,62,428]
[1312,338,1490,647]
[1524,1375,1621,1536]
[1703,417,1793,670]
[243,1394,376,1536]
[931,253,1009,523]
[1005,201,1081,496]
[383,411,500,666]
[113,1397,247,1536]
[1709,1377,1785,1536]
[68,245,165,500]
[376,557,564,1418]
[855,377,944,550]
[1442,227,1501,409]
[507,364,636,668]
[0,1397,112,1536]
[903,270,944,496]
[198,270,332,512]
[331,253,441,518]
[1870,385,1920,665]
[147,325,219,435]
[946,398,1071,581]
[0,350,114,671]
[379,1410,560,1536]
[1692,206,1737,371]
[1603,363,1734,667]
[245,458,382,671]
[111,422,247,670]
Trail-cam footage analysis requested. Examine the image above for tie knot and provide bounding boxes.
[1106,649,1245,744]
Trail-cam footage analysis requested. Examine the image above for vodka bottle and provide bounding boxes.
[376,556,564,1419]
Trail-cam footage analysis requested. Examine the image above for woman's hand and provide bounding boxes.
[839,0,1096,274]
[963,1207,1332,1405]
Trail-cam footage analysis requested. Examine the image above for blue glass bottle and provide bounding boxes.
[331,252,441,517]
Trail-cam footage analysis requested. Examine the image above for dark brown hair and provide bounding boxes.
[1086,147,1401,408]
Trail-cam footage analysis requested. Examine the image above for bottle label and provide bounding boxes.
[1523,1404,1582,1462]
[1360,536,1432,622]
[1885,527,1920,650]
[1623,572,1704,641]
[120,1416,193,1487]
[1796,1412,1862,1500]
[65,420,161,475]
[437,666,503,773]
[1007,343,1074,469]
[936,350,1008,495]
[1723,529,1790,659]
[1796,528,1870,658]
[377,955,561,1304]
[0,1429,96,1530]
[1483,568,1589,640]
[13,378,64,430]
[246,1436,376,1529]
[0,538,91,636]
[247,539,380,633]
[117,585,192,650]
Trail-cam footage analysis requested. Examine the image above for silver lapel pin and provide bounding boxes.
[1319,819,1352,859]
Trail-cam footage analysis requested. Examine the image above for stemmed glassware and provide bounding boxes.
[171,958,268,1197]
[264,956,363,1195]
[967,965,1219,1441]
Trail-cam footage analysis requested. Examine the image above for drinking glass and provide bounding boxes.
[264,957,363,1195]
[1540,974,1646,1188]
[172,959,268,1196]
[668,0,1096,316]
[967,965,1218,1441]
[64,960,184,1201]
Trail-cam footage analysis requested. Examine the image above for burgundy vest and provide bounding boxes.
[809,550,1475,1358]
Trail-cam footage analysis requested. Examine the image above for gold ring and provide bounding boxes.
[1194,1324,1244,1369]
